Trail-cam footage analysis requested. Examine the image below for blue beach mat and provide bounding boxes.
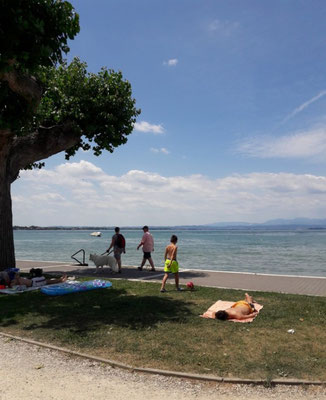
[41,280,112,296]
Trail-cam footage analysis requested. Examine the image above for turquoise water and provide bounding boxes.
[14,229,326,277]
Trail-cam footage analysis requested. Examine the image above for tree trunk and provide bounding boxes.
[0,165,15,270]
[0,123,81,270]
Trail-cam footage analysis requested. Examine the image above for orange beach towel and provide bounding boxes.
[201,300,263,323]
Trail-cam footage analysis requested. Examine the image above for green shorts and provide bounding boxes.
[164,259,179,273]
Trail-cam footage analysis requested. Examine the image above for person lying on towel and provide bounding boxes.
[11,268,67,288]
[215,293,258,321]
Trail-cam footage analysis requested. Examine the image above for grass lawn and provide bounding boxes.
[0,278,325,382]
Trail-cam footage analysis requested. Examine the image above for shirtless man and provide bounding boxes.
[160,235,182,292]
[215,293,258,320]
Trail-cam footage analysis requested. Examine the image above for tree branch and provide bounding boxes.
[1,68,42,111]
[9,122,81,181]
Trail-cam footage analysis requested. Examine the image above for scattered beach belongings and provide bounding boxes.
[186,281,195,290]
[287,329,295,334]
[90,231,101,237]
[200,300,263,323]
[5,267,20,280]
[41,279,112,296]
[0,275,75,295]
[89,253,118,273]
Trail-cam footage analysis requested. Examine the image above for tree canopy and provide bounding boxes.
[0,0,140,269]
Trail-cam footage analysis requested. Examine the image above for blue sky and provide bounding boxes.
[12,0,326,225]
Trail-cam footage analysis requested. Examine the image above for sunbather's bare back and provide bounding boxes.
[215,293,258,320]
[225,305,257,320]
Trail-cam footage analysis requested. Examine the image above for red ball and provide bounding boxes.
[186,281,194,290]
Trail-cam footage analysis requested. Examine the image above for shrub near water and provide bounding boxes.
[0,279,325,381]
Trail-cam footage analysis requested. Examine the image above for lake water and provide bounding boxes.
[13,228,326,277]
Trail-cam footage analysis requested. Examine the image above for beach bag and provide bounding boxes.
[116,234,126,249]
[5,268,19,280]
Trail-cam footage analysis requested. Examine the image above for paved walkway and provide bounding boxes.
[16,260,326,296]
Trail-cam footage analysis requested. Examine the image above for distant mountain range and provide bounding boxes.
[14,218,326,230]
[207,218,326,228]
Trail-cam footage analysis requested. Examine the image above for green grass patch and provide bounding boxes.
[0,278,325,381]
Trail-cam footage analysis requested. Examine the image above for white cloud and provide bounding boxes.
[163,58,178,67]
[282,90,326,124]
[150,147,170,155]
[30,193,66,202]
[56,160,105,178]
[134,121,165,134]
[237,128,326,160]
[208,19,240,35]
[12,161,326,226]
[21,160,103,188]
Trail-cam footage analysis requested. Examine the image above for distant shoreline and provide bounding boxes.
[13,225,326,231]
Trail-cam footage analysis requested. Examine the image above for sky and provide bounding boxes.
[12,0,326,226]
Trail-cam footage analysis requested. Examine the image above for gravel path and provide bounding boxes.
[0,336,325,400]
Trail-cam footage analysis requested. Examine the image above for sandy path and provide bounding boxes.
[0,336,325,400]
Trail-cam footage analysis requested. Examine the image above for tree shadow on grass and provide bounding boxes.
[0,287,193,334]
[178,270,208,279]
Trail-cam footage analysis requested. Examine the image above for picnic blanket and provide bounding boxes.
[200,300,263,323]
[0,286,41,295]
[0,280,79,295]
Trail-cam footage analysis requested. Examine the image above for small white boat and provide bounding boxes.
[90,231,101,237]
